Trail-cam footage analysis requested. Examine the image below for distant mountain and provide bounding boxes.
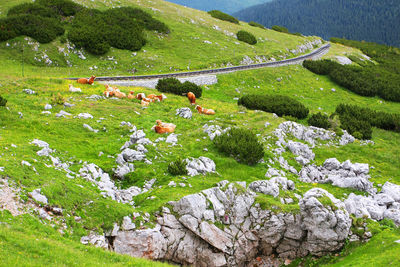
[165,0,270,14]
[235,0,400,47]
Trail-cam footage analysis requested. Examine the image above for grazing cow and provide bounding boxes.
[68,84,81,92]
[148,94,167,102]
[152,120,176,134]
[127,91,135,99]
[77,75,96,85]
[136,93,146,100]
[196,105,215,115]
[187,92,196,105]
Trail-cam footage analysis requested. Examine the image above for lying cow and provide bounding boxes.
[196,105,215,115]
[152,120,176,134]
[77,75,96,85]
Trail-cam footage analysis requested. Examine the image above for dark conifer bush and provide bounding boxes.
[238,95,309,119]
[156,78,202,98]
[237,30,257,45]
[208,10,239,24]
[308,112,331,129]
[214,128,264,165]
[0,95,7,107]
[168,158,188,175]
[248,21,265,29]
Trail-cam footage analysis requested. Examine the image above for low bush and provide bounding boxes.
[208,10,239,24]
[156,78,202,98]
[168,158,188,175]
[35,0,83,16]
[238,94,309,119]
[236,30,257,45]
[51,93,65,105]
[0,95,7,107]
[248,21,265,29]
[0,14,64,43]
[271,25,289,33]
[308,112,330,129]
[302,59,337,75]
[339,114,372,140]
[335,104,400,132]
[7,3,59,18]
[214,128,264,165]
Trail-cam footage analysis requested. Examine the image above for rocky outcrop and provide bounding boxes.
[109,181,352,266]
[299,158,375,193]
[176,107,192,119]
[185,157,216,176]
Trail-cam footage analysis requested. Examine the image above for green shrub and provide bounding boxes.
[303,59,337,75]
[248,21,265,29]
[0,14,64,43]
[238,94,309,119]
[271,25,289,33]
[35,0,83,16]
[168,158,188,176]
[339,114,372,140]
[308,112,331,129]
[336,104,400,132]
[214,128,264,165]
[7,3,59,18]
[236,30,257,45]
[208,10,239,24]
[51,93,65,105]
[0,95,7,107]
[67,7,166,55]
[156,78,202,98]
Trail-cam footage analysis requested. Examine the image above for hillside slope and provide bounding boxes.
[0,0,323,78]
[0,0,400,266]
[235,0,400,47]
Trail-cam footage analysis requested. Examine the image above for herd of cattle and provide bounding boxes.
[72,75,215,133]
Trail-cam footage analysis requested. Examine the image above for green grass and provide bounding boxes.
[0,0,399,266]
[0,211,172,267]
[0,0,323,78]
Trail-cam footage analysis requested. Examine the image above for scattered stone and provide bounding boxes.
[176,108,192,119]
[30,189,48,204]
[23,89,35,94]
[56,110,72,118]
[77,113,93,119]
[83,124,99,133]
[44,104,52,110]
[185,157,216,176]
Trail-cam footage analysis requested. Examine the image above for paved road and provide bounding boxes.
[66,43,330,82]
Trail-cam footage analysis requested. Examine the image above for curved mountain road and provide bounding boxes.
[65,43,330,82]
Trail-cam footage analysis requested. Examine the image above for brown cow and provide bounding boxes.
[77,75,96,85]
[187,92,196,105]
[196,105,215,115]
[152,120,176,134]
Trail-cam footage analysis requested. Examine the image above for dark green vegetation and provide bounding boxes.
[308,112,330,129]
[167,158,188,175]
[272,25,289,34]
[0,95,7,107]
[236,30,257,45]
[156,77,202,98]
[303,42,400,102]
[166,0,269,14]
[235,0,400,47]
[208,10,239,24]
[1,0,168,55]
[248,21,265,29]
[214,128,264,165]
[238,94,309,119]
[335,104,400,139]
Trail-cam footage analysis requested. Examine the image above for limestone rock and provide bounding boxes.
[176,108,192,119]
[185,157,216,176]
